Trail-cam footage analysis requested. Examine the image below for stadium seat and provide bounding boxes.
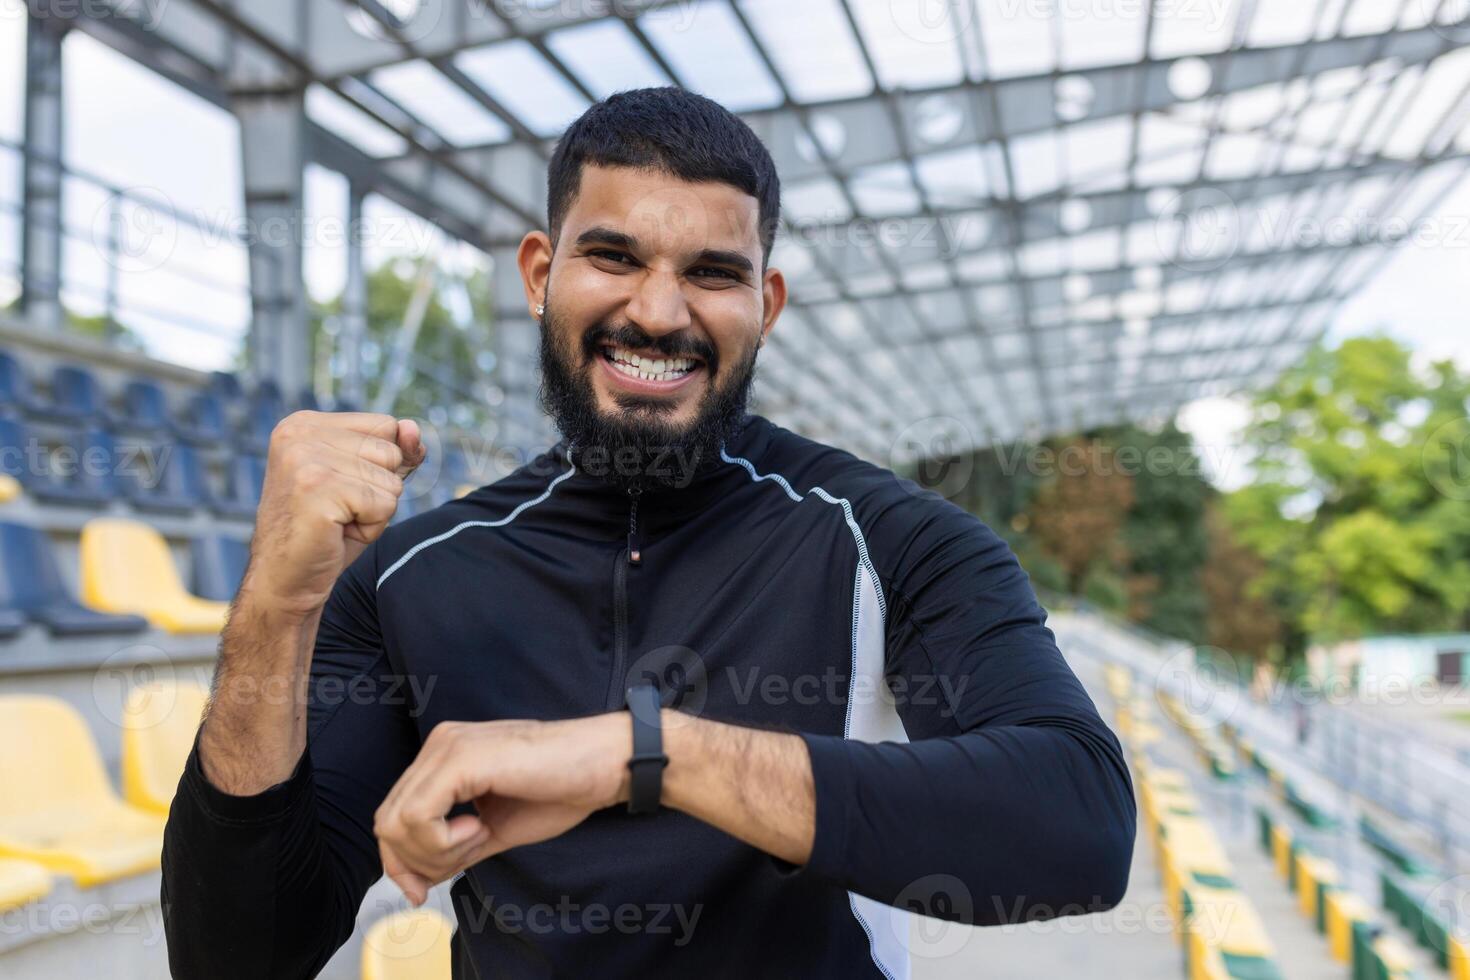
[0,522,149,636]
[27,427,129,507]
[130,442,209,514]
[297,388,321,412]
[0,695,166,886]
[240,381,286,452]
[0,858,51,912]
[0,349,45,417]
[175,390,230,445]
[33,364,116,425]
[0,473,18,504]
[117,378,174,435]
[212,453,265,519]
[208,370,244,401]
[121,680,209,815]
[191,534,250,602]
[361,908,454,980]
[79,518,229,633]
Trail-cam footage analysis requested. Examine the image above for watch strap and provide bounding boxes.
[625,684,667,814]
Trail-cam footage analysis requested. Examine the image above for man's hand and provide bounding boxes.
[242,411,426,621]
[374,711,816,906]
[373,715,631,906]
[198,410,426,796]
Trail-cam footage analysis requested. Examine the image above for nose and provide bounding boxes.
[624,269,693,339]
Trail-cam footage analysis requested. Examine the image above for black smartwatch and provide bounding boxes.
[624,684,668,814]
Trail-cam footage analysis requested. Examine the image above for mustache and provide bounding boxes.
[581,324,719,371]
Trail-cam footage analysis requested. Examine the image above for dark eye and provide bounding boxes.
[691,267,738,281]
[590,249,634,265]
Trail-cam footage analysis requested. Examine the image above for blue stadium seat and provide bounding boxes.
[28,427,129,507]
[117,379,174,436]
[0,350,44,417]
[331,398,361,414]
[0,417,34,485]
[131,443,209,514]
[191,535,249,602]
[296,388,321,412]
[0,521,149,636]
[175,390,229,445]
[208,370,244,401]
[239,381,286,453]
[212,453,264,519]
[31,364,116,426]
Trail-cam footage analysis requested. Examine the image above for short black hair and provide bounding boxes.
[546,86,781,268]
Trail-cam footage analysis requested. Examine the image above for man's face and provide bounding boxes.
[522,164,785,487]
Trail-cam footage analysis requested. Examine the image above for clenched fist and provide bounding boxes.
[241,411,426,621]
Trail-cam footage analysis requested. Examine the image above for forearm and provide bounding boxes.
[659,711,816,865]
[198,589,322,795]
[799,720,1136,922]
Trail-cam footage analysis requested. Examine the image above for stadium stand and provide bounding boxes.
[121,680,209,815]
[190,534,250,602]
[0,695,165,887]
[0,522,149,636]
[0,859,51,914]
[360,908,455,980]
[79,518,230,633]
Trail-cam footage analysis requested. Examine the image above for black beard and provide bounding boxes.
[536,303,759,493]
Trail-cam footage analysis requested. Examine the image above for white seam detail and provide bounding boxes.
[721,448,897,978]
[375,462,577,590]
[720,448,886,620]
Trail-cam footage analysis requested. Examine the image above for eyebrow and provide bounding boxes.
[574,226,755,278]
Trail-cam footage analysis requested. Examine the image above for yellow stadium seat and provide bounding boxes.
[362,908,454,980]
[453,483,477,499]
[122,680,210,815]
[0,858,51,911]
[0,696,166,886]
[1450,932,1469,980]
[79,518,229,633]
[0,474,19,504]
[1325,890,1373,963]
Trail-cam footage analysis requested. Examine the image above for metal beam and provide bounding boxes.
[19,5,65,331]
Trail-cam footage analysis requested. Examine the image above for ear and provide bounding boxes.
[759,265,787,346]
[517,230,554,318]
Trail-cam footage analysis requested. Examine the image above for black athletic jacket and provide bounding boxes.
[160,412,1135,979]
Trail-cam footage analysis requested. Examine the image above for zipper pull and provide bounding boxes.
[626,487,643,565]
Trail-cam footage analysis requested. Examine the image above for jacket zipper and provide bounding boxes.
[606,486,642,710]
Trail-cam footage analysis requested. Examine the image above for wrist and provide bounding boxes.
[234,579,327,630]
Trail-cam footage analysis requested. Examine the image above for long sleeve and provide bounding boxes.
[798,487,1136,925]
[161,542,421,979]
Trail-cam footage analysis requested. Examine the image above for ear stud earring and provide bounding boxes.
[534,303,545,317]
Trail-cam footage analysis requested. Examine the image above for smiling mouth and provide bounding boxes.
[599,345,705,383]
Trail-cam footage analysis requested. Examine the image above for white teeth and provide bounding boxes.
[606,347,697,382]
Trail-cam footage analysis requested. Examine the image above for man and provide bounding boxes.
[161,86,1135,979]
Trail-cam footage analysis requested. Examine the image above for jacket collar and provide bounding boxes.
[548,413,772,535]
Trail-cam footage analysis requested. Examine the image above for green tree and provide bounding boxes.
[308,258,498,430]
[1225,334,1470,653]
